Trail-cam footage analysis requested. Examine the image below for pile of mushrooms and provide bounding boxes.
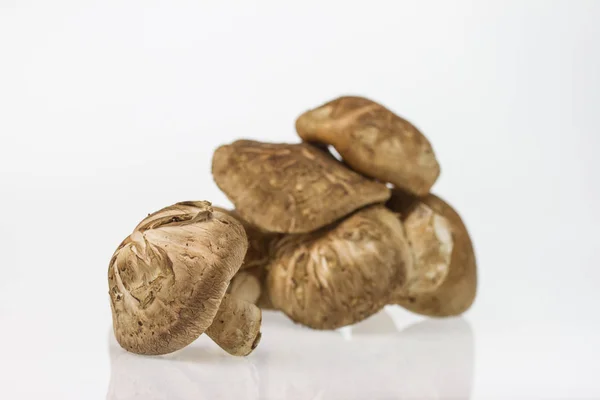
[108,95,477,357]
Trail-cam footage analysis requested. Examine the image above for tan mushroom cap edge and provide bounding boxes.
[108,201,262,357]
[215,207,278,310]
[267,205,413,330]
[212,140,391,234]
[388,192,477,316]
[213,207,280,270]
[296,96,441,196]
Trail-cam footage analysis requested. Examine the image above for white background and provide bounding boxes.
[1,1,599,399]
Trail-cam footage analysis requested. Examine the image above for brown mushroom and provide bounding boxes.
[395,199,453,294]
[228,265,277,310]
[214,207,279,310]
[108,201,262,356]
[266,205,413,329]
[388,191,477,316]
[213,207,280,270]
[212,140,391,233]
[296,96,440,196]
[227,270,262,304]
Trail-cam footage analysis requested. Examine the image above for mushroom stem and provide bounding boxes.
[206,294,262,356]
[228,271,261,304]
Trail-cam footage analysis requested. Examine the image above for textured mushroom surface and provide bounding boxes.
[394,200,453,294]
[212,140,391,233]
[267,205,412,329]
[213,207,280,270]
[296,96,440,196]
[215,207,278,310]
[108,201,262,356]
[388,192,477,316]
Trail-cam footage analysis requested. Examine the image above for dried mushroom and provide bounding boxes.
[108,201,262,356]
[212,140,391,233]
[296,96,440,196]
[388,192,477,316]
[267,205,413,329]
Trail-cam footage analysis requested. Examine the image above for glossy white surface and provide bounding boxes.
[2,307,600,399]
[1,1,600,399]
[107,312,475,400]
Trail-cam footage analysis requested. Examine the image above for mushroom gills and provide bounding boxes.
[388,191,477,316]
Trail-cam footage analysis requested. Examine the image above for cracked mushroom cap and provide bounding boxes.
[296,96,440,196]
[267,205,412,329]
[212,140,391,233]
[108,201,262,356]
[388,192,477,316]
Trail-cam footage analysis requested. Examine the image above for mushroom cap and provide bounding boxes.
[395,199,453,294]
[214,207,279,309]
[388,192,477,316]
[212,140,391,233]
[213,207,280,270]
[296,96,441,196]
[267,205,412,329]
[108,201,248,355]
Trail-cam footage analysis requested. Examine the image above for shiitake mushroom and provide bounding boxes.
[109,95,476,350]
[388,191,477,316]
[266,205,413,329]
[212,140,391,234]
[296,96,440,196]
[108,201,262,356]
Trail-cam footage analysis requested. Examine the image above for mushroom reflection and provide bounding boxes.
[107,310,474,399]
[256,311,474,399]
[106,335,259,400]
